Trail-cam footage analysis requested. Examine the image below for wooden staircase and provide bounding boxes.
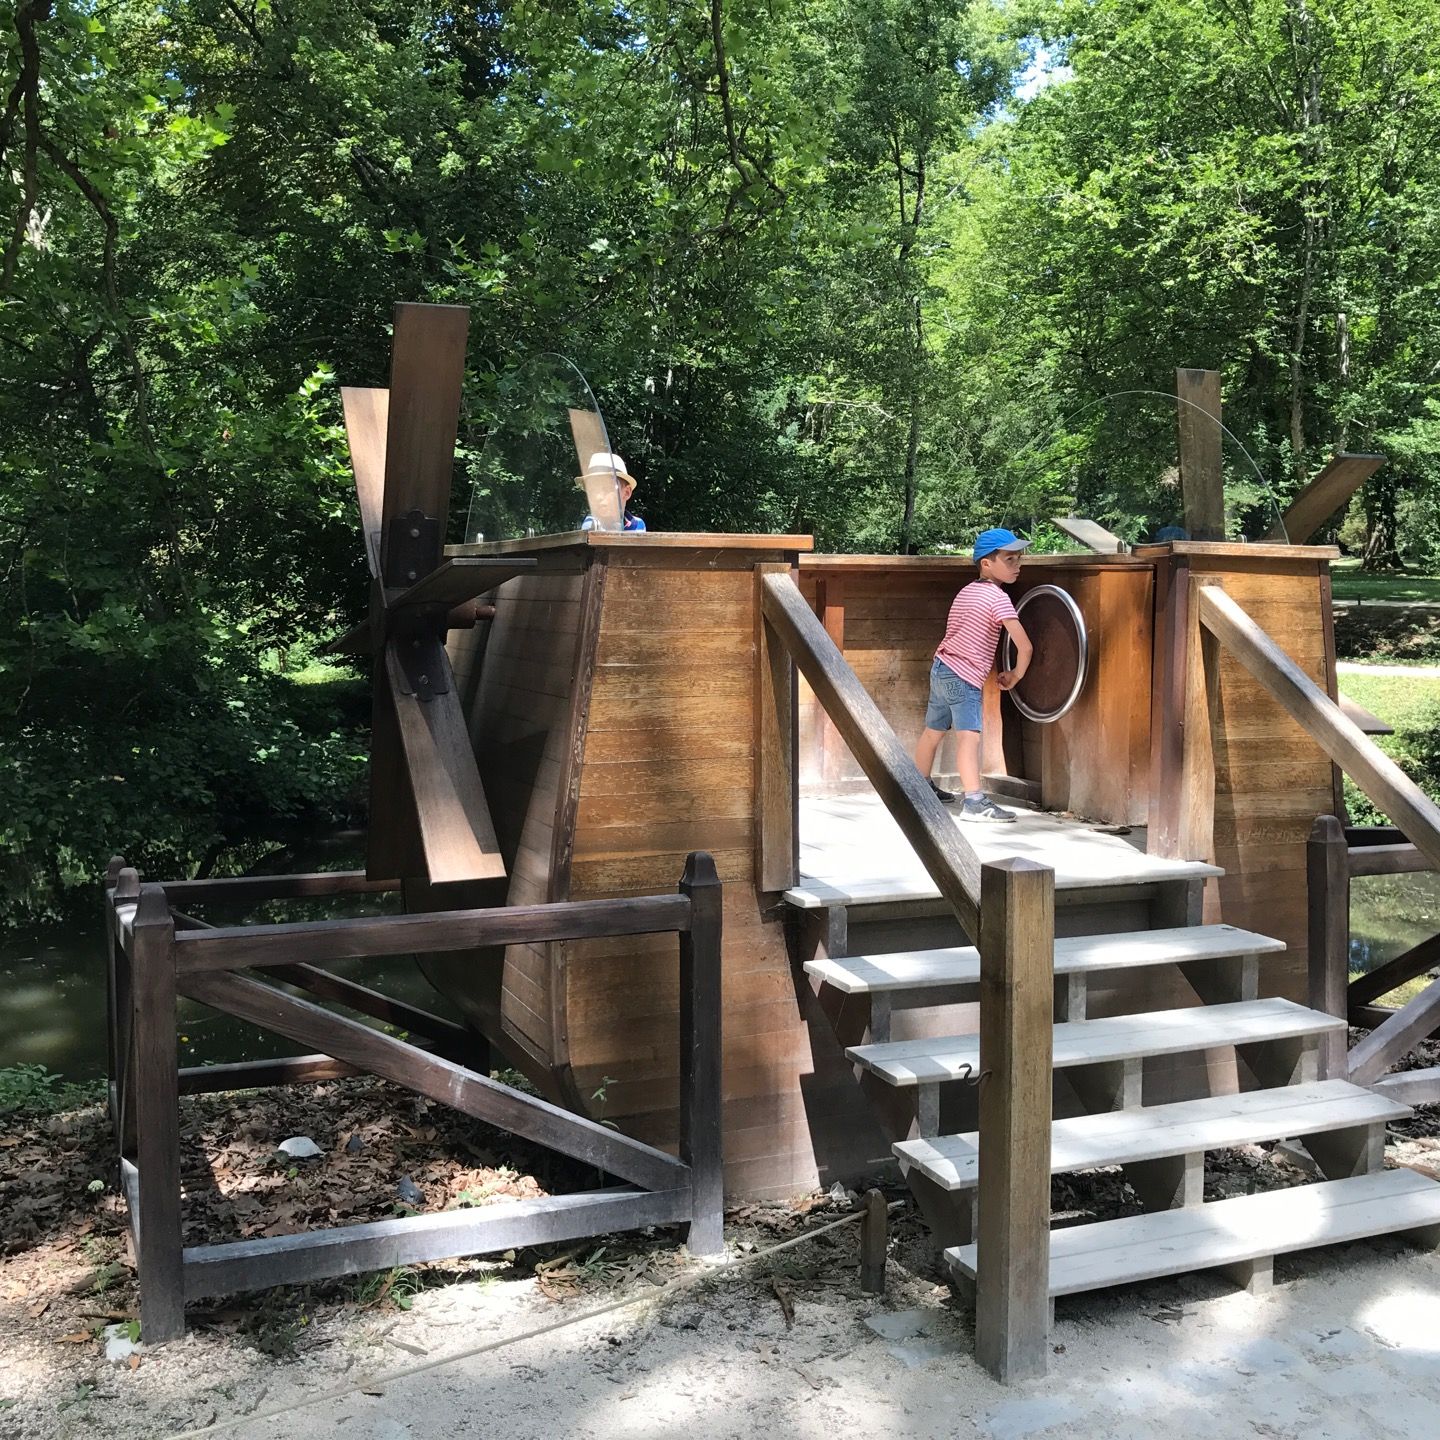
[794,876,1440,1309]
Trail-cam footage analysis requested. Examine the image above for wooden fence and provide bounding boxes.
[104,853,723,1341]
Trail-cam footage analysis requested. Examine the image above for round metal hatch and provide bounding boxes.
[1002,584,1089,724]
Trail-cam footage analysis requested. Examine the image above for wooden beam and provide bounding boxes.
[1338,694,1393,736]
[381,302,470,573]
[1146,556,1191,856]
[258,963,474,1050]
[171,892,691,973]
[755,565,797,893]
[1307,815,1349,1080]
[1177,577,1220,864]
[177,970,690,1192]
[1176,368,1224,540]
[1348,843,1431,878]
[678,853,724,1254]
[1197,585,1440,876]
[1372,1066,1440,1108]
[760,571,982,938]
[131,885,185,1342]
[158,871,400,903]
[178,1055,359,1093]
[1349,932,1440,1009]
[183,1188,690,1302]
[385,644,505,886]
[389,557,538,611]
[341,386,389,578]
[975,857,1054,1384]
[1264,453,1386,545]
[1349,976,1440,1085]
[1052,516,1123,554]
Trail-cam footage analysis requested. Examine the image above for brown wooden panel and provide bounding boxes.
[382,303,469,554]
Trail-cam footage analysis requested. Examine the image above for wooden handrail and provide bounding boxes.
[1196,585,1440,875]
[760,571,982,938]
[169,893,693,973]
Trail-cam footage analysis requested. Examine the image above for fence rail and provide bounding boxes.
[105,852,723,1342]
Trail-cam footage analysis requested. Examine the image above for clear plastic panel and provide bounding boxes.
[463,353,622,543]
[998,388,1288,548]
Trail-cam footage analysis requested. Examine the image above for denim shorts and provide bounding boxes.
[925,658,983,733]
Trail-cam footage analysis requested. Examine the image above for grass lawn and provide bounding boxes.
[1337,667,1440,1005]
[1331,557,1440,603]
[1336,669,1440,728]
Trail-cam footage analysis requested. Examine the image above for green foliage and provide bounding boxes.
[4,0,1440,923]
[1336,673,1440,826]
[0,1064,103,1115]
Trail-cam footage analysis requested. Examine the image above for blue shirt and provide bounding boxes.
[581,512,647,532]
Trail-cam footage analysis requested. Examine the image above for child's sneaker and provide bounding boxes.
[959,795,1016,824]
[929,781,957,804]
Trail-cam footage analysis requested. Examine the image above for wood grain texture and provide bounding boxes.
[755,567,798,893]
[386,644,505,885]
[1177,368,1224,540]
[975,858,1054,1383]
[1199,584,1440,876]
[381,303,469,564]
[1307,815,1349,1079]
[1264,454,1386,544]
[341,386,389,577]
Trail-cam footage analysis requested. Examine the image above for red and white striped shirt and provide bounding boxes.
[935,581,1018,688]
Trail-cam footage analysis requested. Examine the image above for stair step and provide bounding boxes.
[806,924,1284,996]
[894,1080,1410,1191]
[945,1168,1440,1298]
[784,854,1221,911]
[847,998,1345,1088]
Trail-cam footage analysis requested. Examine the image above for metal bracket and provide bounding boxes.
[383,509,440,588]
[390,605,450,702]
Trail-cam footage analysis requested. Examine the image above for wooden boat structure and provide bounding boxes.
[104,309,1440,1376]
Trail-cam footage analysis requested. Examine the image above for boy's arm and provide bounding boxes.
[997,617,1033,691]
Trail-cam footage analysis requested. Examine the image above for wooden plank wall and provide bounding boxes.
[1190,557,1334,1001]
[796,562,1154,827]
[439,561,588,1075]
[560,554,892,1199]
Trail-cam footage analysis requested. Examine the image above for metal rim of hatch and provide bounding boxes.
[1003,584,1089,724]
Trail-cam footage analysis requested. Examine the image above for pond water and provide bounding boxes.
[3,865,1437,1082]
[0,838,461,1081]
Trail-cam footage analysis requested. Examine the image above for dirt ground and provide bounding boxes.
[4,1077,1440,1440]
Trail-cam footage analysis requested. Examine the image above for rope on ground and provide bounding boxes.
[165,1201,902,1440]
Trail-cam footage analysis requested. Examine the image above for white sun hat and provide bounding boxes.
[582,451,637,489]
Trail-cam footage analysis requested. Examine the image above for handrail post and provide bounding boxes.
[976,857,1054,1383]
[679,851,724,1255]
[131,883,185,1342]
[1307,815,1349,1079]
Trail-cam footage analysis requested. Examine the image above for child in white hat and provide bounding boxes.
[579,452,647,532]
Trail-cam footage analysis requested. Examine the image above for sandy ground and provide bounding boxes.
[3,1200,1439,1440]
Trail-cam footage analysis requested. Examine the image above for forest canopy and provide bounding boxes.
[3,0,1439,917]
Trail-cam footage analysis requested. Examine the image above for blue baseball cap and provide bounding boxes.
[973,527,1032,562]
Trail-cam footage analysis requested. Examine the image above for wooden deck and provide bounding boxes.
[787,793,1220,909]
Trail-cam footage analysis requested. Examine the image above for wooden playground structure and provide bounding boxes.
[104,308,1440,1380]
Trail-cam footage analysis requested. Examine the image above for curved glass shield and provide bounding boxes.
[996,388,1289,549]
[463,353,622,543]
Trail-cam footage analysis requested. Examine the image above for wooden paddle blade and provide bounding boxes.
[384,641,506,886]
[381,303,470,580]
[342,387,389,578]
[390,557,537,611]
[366,672,422,883]
[320,617,373,658]
[1264,453,1386,544]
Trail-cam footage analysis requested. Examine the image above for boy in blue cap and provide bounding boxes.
[914,528,1034,822]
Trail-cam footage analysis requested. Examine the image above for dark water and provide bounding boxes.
[3,863,1437,1083]
[0,840,462,1080]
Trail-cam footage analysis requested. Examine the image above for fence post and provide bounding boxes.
[103,856,126,1127]
[859,1187,887,1294]
[131,883,186,1341]
[679,851,724,1255]
[976,857,1054,1383]
[1308,814,1350,1079]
